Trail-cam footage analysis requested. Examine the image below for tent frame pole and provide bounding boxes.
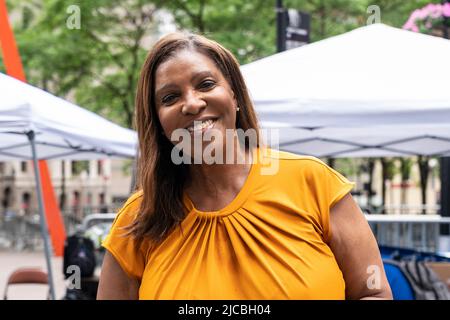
[27,130,56,300]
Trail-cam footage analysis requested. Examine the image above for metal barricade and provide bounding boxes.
[0,209,118,252]
[0,212,43,251]
[366,214,450,252]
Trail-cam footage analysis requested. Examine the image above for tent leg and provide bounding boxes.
[27,131,56,300]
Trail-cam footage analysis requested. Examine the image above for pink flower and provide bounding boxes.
[403,14,416,29]
[429,5,442,19]
[409,9,420,21]
[403,2,449,32]
[402,21,413,30]
[424,3,435,11]
[416,8,429,20]
[443,3,450,17]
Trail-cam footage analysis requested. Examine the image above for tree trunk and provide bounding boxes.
[381,158,388,214]
[367,158,375,210]
[400,158,411,213]
[418,156,430,214]
[197,0,206,33]
[319,2,326,39]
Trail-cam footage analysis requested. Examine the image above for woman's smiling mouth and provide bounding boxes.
[186,118,217,133]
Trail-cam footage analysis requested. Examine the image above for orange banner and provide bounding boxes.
[38,161,66,256]
[0,0,25,81]
[0,0,66,256]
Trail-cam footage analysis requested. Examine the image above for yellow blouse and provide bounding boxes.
[102,148,354,299]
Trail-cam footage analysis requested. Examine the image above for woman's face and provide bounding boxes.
[154,49,238,161]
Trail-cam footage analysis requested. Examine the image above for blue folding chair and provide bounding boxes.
[383,260,415,300]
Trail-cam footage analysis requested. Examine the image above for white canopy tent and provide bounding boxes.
[0,73,137,160]
[241,23,450,158]
[0,72,137,299]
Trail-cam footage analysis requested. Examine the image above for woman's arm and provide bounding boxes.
[328,193,393,300]
[97,251,140,300]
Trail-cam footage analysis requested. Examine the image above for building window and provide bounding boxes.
[72,191,80,207]
[72,191,81,219]
[97,160,103,176]
[99,193,108,213]
[2,187,11,209]
[22,192,31,215]
[59,192,66,211]
[71,161,90,176]
[21,161,27,173]
[99,192,105,205]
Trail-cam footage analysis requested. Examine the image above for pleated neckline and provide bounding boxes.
[183,147,260,218]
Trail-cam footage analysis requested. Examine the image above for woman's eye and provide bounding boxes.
[199,80,215,90]
[161,94,178,105]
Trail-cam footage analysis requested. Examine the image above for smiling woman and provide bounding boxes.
[97,32,393,300]
[155,49,246,165]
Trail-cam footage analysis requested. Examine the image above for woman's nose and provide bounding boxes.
[181,90,206,115]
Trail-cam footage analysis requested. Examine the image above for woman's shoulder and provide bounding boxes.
[123,190,144,209]
[258,147,347,184]
[113,190,144,222]
[261,147,329,169]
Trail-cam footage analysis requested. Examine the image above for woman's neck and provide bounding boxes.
[186,143,252,197]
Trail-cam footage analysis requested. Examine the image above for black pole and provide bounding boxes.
[439,0,449,248]
[440,157,450,235]
[60,160,66,211]
[276,0,286,52]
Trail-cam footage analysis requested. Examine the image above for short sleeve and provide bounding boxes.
[313,160,355,243]
[324,165,355,210]
[101,191,148,280]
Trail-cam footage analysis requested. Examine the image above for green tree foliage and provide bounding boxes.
[160,0,369,64]
[160,0,276,64]
[4,0,162,128]
[283,0,368,40]
[160,0,442,64]
[368,0,442,27]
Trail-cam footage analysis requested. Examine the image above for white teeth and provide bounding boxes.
[187,119,215,132]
